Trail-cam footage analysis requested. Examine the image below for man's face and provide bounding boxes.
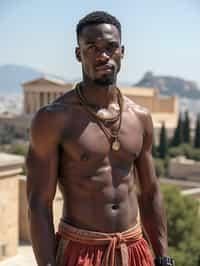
[76,23,124,86]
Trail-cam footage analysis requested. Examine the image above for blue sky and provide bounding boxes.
[0,0,200,84]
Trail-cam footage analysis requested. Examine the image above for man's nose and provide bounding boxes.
[96,50,110,62]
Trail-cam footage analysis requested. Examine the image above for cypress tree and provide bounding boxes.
[183,110,190,143]
[194,113,200,148]
[158,122,168,158]
[171,113,183,146]
[152,138,157,157]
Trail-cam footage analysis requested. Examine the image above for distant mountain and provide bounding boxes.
[0,64,43,94]
[135,71,200,99]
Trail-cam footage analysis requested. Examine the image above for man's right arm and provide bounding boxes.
[26,108,62,266]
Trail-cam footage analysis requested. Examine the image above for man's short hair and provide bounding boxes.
[76,11,121,42]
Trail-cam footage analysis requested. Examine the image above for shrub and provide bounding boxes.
[154,158,165,177]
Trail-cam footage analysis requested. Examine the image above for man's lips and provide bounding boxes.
[95,64,114,71]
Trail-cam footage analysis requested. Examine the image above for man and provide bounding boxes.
[26,11,175,266]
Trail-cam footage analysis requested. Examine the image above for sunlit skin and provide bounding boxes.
[26,23,168,266]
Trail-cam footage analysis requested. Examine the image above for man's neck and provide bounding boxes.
[80,81,118,108]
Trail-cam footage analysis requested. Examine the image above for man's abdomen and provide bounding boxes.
[60,177,139,233]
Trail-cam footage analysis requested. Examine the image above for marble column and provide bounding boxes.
[50,92,55,103]
[44,92,48,106]
[36,92,41,112]
[30,92,35,114]
[23,91,27,114]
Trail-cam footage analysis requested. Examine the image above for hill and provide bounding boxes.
[0,64,42,94]
[135,71,200,99]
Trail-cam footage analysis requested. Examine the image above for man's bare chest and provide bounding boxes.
[61,110,144,163]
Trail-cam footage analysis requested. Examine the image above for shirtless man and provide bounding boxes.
[26,11,175,266]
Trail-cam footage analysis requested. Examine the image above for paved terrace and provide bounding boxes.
[0,243,36,266]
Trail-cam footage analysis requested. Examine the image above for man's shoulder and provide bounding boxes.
[123,95,153,136]
[32,104,64,129]
[53,87,79,106]
[32,89,77,125]
[123,95,151,119]
[30,91,74,140]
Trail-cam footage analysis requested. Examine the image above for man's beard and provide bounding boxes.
[94,74,115,86]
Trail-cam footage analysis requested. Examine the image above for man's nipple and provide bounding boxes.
[80,153,89,161]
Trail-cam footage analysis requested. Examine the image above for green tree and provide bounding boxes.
[154,158,165,177]
[183,110,190,143]
[171,113,183,146]
[11,144,28,156]
[162,184,200,266]
[152,137,158,158]
[0,123,28,145]
[158,123,168,158]
[194,113,200,148]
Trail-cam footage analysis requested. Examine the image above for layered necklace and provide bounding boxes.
[75,83,123,151]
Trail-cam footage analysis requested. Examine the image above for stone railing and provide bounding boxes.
[0,153,24,262]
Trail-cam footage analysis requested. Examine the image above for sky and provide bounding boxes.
[0,0,200,85]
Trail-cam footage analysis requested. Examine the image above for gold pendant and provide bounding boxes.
[97,109,115,120]
[112,139,120,151]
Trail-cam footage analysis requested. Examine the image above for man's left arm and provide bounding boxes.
[135,109,168,257]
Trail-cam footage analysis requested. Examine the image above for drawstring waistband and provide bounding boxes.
[58,214,142,266]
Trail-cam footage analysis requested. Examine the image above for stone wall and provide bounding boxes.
[19,176,29,242]
[168,156,200,182]
[53,186,63,232]
[0,175,18,261]
[129,95,154,111]
[156,96,175,113]
[0,153,24,262]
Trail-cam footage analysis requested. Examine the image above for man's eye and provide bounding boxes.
[88,45,95,50]
[107,43,118,52]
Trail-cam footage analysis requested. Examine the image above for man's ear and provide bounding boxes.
[121,45,125,59]
[75,47,81,62]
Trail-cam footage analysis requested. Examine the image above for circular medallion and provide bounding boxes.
[112,140,120,151]
[97,109,113,119]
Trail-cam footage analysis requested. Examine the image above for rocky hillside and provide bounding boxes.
[135,71,200,99]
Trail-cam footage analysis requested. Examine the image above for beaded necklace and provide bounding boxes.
[76,83,123,151]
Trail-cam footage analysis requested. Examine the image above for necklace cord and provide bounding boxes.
[75,83,123,144]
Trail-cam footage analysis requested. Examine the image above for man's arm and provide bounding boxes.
[26,108,62,266]
[135,109,168,257]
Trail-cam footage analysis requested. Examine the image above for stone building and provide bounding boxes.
[23,76,72,115]
[121,87,178,136]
